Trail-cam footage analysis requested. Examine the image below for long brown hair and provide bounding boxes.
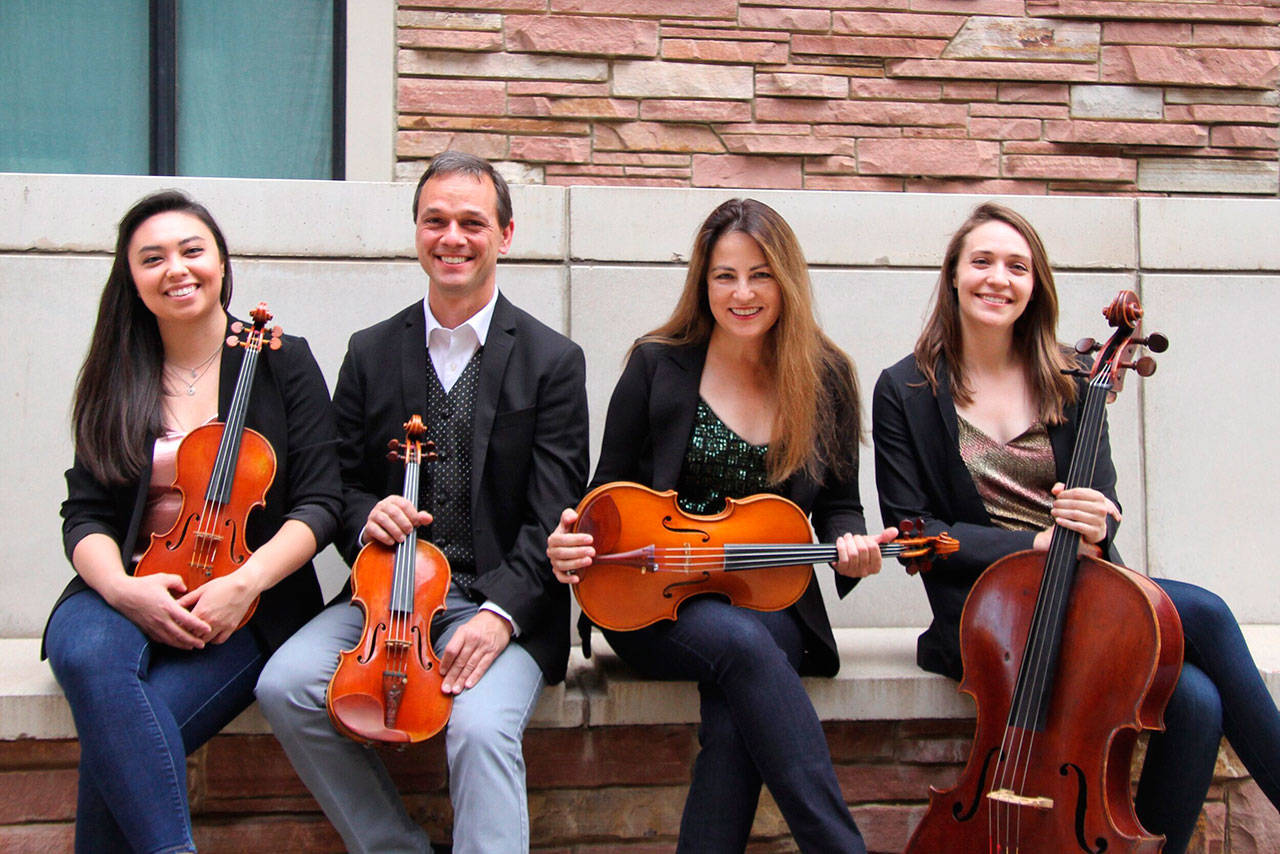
[913,202,1076,424]
[638,198,860,484]
[72,191,233,484]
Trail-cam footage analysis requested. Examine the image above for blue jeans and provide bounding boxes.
[45,589,266,854]
[603,598,864,854]
[1134,579,1280,854]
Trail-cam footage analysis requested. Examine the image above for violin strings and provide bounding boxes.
[593,543,922,573]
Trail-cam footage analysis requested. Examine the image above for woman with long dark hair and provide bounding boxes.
[873,201,1280,853]
[43,190,342,853]
[547,198,894,853]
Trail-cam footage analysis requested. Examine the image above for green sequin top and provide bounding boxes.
[675,399,772,515]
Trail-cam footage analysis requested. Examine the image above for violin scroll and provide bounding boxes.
[894,518,959,576]
[386,416,435,464]
[228,302,284,351]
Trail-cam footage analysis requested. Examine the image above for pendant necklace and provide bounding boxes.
[164,345,221,396]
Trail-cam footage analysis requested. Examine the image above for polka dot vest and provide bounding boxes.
[424,347,482,594]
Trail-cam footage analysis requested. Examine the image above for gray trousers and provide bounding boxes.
[255,587,545,854]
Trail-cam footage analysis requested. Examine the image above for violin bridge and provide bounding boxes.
[987,789,1054,810]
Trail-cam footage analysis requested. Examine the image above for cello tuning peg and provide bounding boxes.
[1140,332,1169,353]
[1124,356,1157,378]
[1074,337,1100,355]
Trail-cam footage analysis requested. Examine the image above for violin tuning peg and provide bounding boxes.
[388,439,402,451]
[386,450,400,462]
[1142,332,1169,353]
[225,334,239,348]
[1074,337,1100,355]
[268,337,283,350]
[230,321,245,334]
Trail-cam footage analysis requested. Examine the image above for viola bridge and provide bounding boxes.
[986,788,1054,810]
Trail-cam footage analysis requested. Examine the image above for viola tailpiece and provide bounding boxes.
[904,290,1183,854]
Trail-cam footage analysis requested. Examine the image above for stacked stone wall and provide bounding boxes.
[394,0,1280,194]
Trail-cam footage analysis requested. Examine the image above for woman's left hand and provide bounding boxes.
[1045,483,1121,546]
[177,569,262,644]
[831,527,899,579]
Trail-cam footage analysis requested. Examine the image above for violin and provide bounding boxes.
[326,415,452,744]
[571,481,957,632]
[905,291,1183,854]
[134,302,282,630]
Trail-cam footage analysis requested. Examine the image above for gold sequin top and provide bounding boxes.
[675,399,772,515]
[956,414,1055,532]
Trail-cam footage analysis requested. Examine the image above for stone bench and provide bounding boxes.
[3,627,1278,852]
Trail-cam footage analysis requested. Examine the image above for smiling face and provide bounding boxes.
[705,230,781,345]
[414,171,514,314]
[127,211,225,328]
[954,219,1035,340]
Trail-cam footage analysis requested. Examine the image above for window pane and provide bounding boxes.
[0,0,149,175]
[176,0,333,179]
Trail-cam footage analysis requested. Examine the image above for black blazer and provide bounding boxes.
[589,341,867,677]
[871,353,1120,681]
[49,322,343,655]
[331,294,588,685]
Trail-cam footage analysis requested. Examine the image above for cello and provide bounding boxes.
[571,481,957,631]
[904,291,1182,854]
[134,302,282,629]
[326,415,453,744]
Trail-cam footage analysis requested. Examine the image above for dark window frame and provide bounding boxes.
[148,0,346,179]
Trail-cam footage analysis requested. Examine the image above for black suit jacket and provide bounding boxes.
[49,323,343,655]
[871,353,1120,681]
[589,341,866,677]
[331,294,588,685]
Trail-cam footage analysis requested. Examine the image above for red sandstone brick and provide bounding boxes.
[832,11,965,37]
[853,803,928,854]
[744,0,908,8]
[813,124,902,138]
[402,0,543,9]
[738,7,832,32]
[756,97,967,126]
[526,726,694,787]
[971,103,1070,119]
[804,153,858,173]
[717,121,811,134]
[0,769,77,822]
[624,165,693,178]
[0,739,78,769]
[509,96,639,119]
[999,83,1071,103]
[402,115,593,135]
[509,135,593,162]
[1101,45,1280,88]
[595,121,726,152]
[757,72,849,99]
[399,79,506,115]
[692,154,803,188]
[723,134,857,155]
[640,99,752,122]
[550,0,737,18]
[0,825,75,854]
[888,59,1098,82]
[399,28,503,51]
[911,0,1024,12]
[545,175,687,186]
[970,117,1043,140]
[1004,153,1137,181]
[663,38,790,64]
[1180,103,1280,123]
[1194,22,1280,48]
[848,78,942,100]
[1045,118,1209,146]
[546,164,626,176]
[793,34,948,59]
[397,130,508,159]
[804,174,904,190]
[906,176,1048,194]
[505,15,659,57]
[193,815,345,853]
[1211,124,1280,147]
[507,81,610,96]
[1102,21,1193,45]
[839,761,962,801]
[592,152,690,165]
[941,81,999,102]
[660,26,787,40]
[1039,2,1276,24]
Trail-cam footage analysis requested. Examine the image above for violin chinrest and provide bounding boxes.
[329,692,413,744]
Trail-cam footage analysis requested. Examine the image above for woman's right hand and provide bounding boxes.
[546,507,594,584]
[105,572,212,650]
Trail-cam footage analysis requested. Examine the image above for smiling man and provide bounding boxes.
[255,151,589,854]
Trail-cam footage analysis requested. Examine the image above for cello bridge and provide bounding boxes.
[987,789,1054,810]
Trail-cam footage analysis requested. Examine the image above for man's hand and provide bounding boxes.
[438,610,513,694]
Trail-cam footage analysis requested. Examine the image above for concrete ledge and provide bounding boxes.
[6,626,1279,741]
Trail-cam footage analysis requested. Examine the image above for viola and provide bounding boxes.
[571,481,957,632]
[905,291,1183,854]
[134,302,282,630]
[326,415,452,744]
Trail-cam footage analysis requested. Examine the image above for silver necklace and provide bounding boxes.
[164,345,221,396]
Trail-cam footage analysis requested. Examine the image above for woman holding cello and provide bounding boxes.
[547,198,896,853]
[873,201,1280,852]
[43,190,342,853]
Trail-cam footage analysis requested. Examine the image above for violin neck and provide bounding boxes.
[1009,373,1112,732]
[389,458,421,615]
[205,345,260,505]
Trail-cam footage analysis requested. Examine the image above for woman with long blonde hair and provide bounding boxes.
[548,198,894,853]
